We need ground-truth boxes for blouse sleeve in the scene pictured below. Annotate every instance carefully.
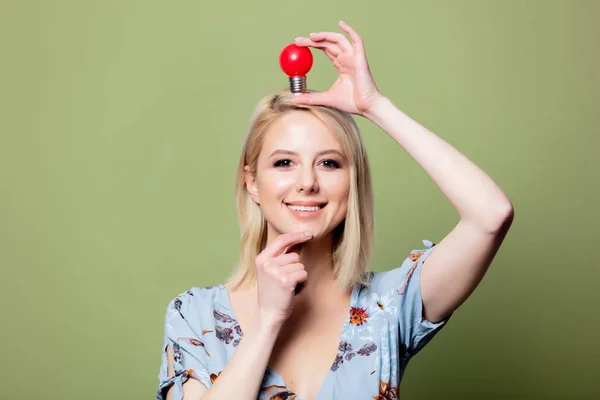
[156,292,212,400]
[395,239,451,358]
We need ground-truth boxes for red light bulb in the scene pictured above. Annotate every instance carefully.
[279,43,313,94]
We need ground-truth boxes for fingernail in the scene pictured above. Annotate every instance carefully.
[304,231,313,238]
[295,36,303,41]
[340,20,345,24]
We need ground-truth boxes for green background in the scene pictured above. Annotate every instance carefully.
[1,1,598,399]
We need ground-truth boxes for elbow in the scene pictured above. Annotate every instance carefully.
[467,202,514,234]
[488,203,514,234]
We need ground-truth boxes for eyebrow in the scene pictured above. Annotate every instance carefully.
[269,149,346,159]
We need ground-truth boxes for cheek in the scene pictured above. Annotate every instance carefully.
[258,172,295,201]
[322,173,351,200]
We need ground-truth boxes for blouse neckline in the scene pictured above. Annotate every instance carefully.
[217,283,360,399]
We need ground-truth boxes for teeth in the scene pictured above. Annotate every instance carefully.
[287,205,321,212]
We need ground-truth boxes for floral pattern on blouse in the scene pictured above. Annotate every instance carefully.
[157,239,450,399]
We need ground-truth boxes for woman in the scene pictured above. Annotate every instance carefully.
[157,21,514,400]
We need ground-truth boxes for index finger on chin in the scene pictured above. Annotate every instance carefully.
[262,231,313,259]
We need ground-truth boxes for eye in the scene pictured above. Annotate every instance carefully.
[273,159,293,168]
[321,159,341,169]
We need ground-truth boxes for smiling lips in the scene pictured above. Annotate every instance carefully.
[285,201,327,218]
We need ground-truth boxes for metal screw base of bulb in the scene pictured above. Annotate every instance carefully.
[289,76,307,94]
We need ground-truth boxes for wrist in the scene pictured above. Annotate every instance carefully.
[253,312,285,335]
[362,93,390,120]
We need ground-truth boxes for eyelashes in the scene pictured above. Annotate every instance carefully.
[322,159,341,169]
[273,158,341,169]
[273,159,292,168]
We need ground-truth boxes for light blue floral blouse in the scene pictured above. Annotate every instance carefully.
[157,239,450,399]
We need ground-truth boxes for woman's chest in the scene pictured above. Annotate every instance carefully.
[261,314,403,399]
[211,285,406,399]
[266,317,345,400]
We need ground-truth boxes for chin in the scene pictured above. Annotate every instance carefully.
[292,224,333,238]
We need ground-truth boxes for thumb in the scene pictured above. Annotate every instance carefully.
[290,92,330,106]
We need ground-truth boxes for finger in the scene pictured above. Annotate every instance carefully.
[279,262,305,275]
[338,20,364,54]
[294,37,340,61]
[274,252,301,266]
[286,270,308,291]
[259,231,313,260]
[308,31,352,52]
[270,261,304,277]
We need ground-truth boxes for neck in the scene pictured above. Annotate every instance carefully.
[264,230,348,308]
[295,235,336,294]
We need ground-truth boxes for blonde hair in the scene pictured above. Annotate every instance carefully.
[226,89,374,291]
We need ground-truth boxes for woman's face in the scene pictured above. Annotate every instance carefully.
[246,110,351,241]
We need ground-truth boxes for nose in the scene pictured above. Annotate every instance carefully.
[297,165,319,193]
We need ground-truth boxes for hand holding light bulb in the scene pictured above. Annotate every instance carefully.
[287,20,383,116]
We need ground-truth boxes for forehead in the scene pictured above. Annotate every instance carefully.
[261,111,342,153]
